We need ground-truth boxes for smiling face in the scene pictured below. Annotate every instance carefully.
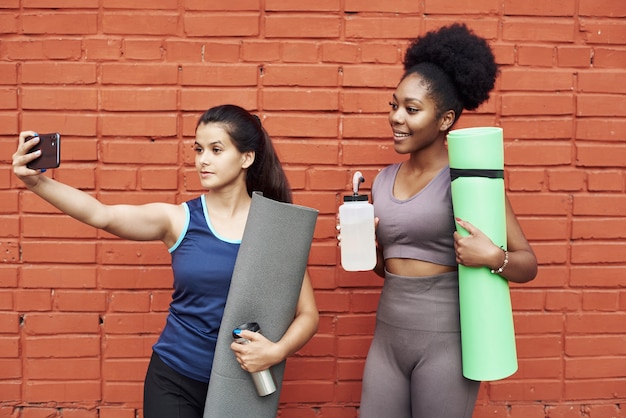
[194,122,254,192]
[388,72,454,155]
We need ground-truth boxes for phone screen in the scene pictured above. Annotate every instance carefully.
[27,133,61,170]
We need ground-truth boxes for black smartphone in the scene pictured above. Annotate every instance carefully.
[26,133,61,170]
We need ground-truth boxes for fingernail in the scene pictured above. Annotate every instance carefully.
[40,169,46,173]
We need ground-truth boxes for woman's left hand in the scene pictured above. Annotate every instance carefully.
[453,217,504,270]
[230,330,282,373]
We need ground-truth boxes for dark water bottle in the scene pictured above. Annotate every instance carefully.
[232,322,277,396]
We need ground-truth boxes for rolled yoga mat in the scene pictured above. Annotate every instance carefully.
[203,192,318,418]
[447,127,517,381]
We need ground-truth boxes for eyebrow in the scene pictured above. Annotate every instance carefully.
[392,93,424,105]
[194,140,224,146]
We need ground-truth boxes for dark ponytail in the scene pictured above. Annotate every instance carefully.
[196,105,292,203]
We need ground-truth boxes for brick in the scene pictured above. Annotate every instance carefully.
[54,290,106,312]
[501,93,574,116]
[24,313,100,335]
[580,19,626,45]
[42,39,82,59]
[241,41,281,62]
[267,0,340,11]
[342,65,402,88]
[184,14,259,37]
[262,89,339,111]
[594,47,626,69]
[22,87,98,111]
[266,15,340,38]
[24,0,99,7]
[263,64,339,87]
[345,0,420,13]
[102,12,178,35]
[25,335,100,358]
[501,69,574,91]
[83,38,123,60]
[321,42,359,64]
[425,0,499,14]
[21,242,96,264]
[557,46,593,68]
[345,16,423,39]
[24,381,100,403]
[587,171,624,192]
[577,144,626,167]
[576,118,626,141]
[282,42,319,63]
[27,358,100,380]
[361,42,401,64]
[21,112,97,136]
[22,62,97,84]
[264,116,338,138]
[577,94,626,117]
[109,292,150,313]
[185,0,259,11]
[572,218,626,239]
[103,0,177,8]
[503,18,575,42]
[122,39,163,60]
[509,141,572,166]
[580,0,626,16]
[181,64,257,86]
[547,169,585,191]
[101,63,178,85]
[21,266,97,289]
[23,13,97,35]
[503,0,576,16]
[101,88,177,111]
[566,335,626,357]
[100,115,177,137]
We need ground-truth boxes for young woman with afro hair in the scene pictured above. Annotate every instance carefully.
[358,23,537,418]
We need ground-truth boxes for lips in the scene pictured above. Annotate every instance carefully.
[393,131,411,139]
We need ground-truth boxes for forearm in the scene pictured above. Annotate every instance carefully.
[27,176,108,228]
[494,248,538,284]
[274,309,318,362]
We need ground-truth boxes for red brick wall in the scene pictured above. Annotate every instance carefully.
[1,1,625,417]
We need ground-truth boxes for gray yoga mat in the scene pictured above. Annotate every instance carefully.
[203,192,318,418]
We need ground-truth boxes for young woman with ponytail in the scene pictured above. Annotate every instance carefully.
[12,104,319,418]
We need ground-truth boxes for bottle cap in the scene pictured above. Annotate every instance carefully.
[232,322,260,338]
[343,194,368,202]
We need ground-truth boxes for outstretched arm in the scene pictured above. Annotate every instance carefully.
[13,131,182,245]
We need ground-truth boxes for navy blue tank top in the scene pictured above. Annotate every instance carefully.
[153,194,241,382]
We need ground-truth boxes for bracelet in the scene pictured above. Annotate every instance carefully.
[490,248,509,274]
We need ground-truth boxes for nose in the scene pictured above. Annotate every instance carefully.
[389,108,404,125]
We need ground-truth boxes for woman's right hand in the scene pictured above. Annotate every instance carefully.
[12,131,45,187]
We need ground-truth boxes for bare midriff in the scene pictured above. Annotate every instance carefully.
[385,257,457,278]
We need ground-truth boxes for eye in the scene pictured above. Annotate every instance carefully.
[212,147,223,154]
[193,145,203,154]
[388,101,398,110]
[406,107,419,114]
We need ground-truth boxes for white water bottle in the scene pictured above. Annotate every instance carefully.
[339,172,377,271]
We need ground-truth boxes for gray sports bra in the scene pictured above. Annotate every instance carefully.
[372,163,457,267]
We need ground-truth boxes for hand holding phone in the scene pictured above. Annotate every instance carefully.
[26,133,61,170]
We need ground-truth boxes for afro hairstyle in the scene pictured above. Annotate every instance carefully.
[402,23,498,112]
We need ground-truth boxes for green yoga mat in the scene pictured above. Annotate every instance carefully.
[203,192,318,417]
[447,127,517,381]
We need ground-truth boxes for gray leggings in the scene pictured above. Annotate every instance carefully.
[359,271,480,418]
